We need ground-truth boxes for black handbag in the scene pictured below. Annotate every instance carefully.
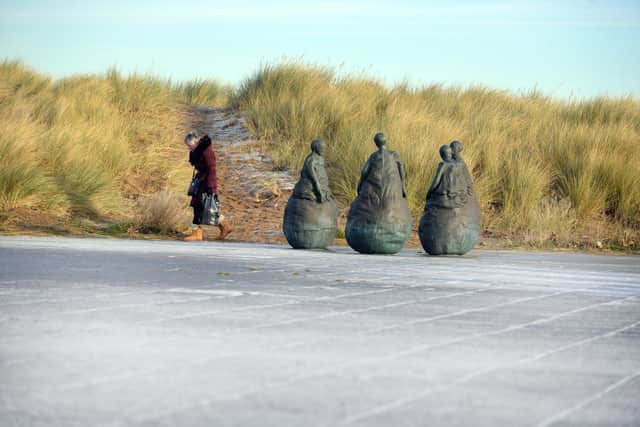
[187,170,204,196]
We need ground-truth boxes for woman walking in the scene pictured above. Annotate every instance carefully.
[184,131,232,241]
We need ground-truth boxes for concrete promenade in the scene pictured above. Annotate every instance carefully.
[1,236,639,426]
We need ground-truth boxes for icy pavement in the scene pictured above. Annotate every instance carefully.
[0,236,639,427]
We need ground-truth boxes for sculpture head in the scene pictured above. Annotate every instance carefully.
[373,132,387,149]
[439,144,453,162]
[450,140,463,160]
[311,139,326,156]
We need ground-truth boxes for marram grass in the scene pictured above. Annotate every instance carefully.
[1,60,638,249]
[233,62,640,249]
[0,60,228,231]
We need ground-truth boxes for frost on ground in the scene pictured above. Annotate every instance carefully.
[0,237,639,426]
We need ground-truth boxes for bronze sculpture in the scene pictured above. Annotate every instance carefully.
[419,140,481,255]
[283,139,338,249]
[345,133,412,254]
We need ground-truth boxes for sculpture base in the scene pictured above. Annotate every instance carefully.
[283,197,338,249]
[418,201,481,255]
[345,219,411,254]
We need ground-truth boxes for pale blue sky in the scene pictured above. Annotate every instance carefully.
[1,0,638,98]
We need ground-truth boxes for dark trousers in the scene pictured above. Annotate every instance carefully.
[192,205,204,225]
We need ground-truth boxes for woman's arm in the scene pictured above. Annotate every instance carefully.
[203,147,217,194]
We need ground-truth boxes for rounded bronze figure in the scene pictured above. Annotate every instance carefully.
[283,139,338,249]
[345,133,412,254]
[418,140,481,255]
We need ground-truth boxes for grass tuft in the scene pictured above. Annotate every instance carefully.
[133,191,190,234]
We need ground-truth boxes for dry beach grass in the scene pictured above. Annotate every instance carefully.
[0,61,228,234]
[1,60,638,250]
[233,62,640,250]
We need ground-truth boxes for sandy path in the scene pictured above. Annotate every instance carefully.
[180,105,430,248]
[182,105,296,243]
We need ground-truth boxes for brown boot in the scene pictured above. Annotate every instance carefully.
[184,227,204,241]
[218,222,232,240]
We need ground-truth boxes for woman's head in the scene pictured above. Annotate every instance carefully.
[184,131,199,150]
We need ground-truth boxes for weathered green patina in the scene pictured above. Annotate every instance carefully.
[283,140,338,249]
[419,140,481,255]
[346,133,412,254]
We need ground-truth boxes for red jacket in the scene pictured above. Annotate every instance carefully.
[189,136,217,206]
